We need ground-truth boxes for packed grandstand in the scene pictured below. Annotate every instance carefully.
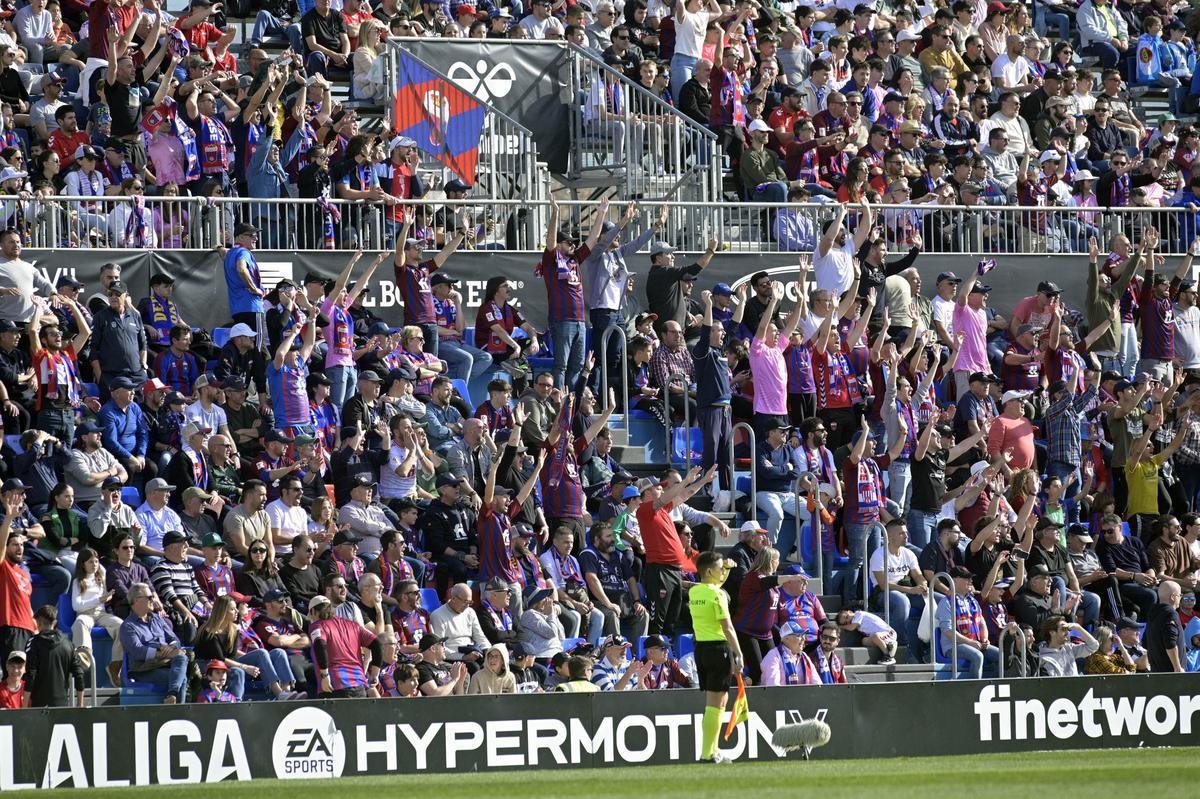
[0,0,1198,731]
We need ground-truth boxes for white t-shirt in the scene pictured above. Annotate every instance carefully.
[799,313,826,344]
[518,14,564,39]
[931,295,956,337]
[265,498,309,556]
[1174,304,1200,369]
[849,609,894,638]
[186,401,227,434]
[867,546,920,589]
[380,444,417,500]
[813,236,856,298]
[990,54,1029,88]
[673,8,715,59]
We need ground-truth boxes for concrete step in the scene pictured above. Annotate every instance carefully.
[846,663,936,683]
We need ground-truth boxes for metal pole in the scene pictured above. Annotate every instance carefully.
[932,571,956,678]
[598,324,628,436]
[729,422,757,520]
[997,624,1027,680]
[793,471,818,584]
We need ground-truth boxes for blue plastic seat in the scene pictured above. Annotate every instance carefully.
[121,486,143,508]
[670,427,703,467]
[933,627,973,681]
[561,637,586,653]
[82,382,100,399]
[213,327,232,348]
[450,378,474,414]
[3,434,22,455]
[675,634,694,659]
[120,655,170,705]
[420,587,442,611]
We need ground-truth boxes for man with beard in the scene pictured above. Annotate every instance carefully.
[279,532,323,613]
[90,281,147,397]
[423,474,479,595]
[29,300,92,443]
[580,522,648,640]
[806,621,847,683]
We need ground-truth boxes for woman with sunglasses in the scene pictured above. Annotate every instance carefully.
[235,541,285,604]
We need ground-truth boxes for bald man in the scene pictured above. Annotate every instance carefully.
[1145,580,1185,673]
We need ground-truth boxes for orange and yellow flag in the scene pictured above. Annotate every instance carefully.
[722,673,749,741]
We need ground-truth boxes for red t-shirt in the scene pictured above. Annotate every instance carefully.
[88,1,137,60]
[0,559,35,632]
[47,129,90,169]
[0,681,23,709]
[310,615,376,690]
[638,500,684,567]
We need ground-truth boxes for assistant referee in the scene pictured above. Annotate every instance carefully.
[689,550,745,764]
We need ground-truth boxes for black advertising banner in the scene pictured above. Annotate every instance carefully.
[3,675,1199,789]
[399,40,570,174]
[22,250,1085,335]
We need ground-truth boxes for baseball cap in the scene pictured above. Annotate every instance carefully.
[748,118,771,134]
[969,371,999,384]
[144,377,168,393]
[1000,389,1031,405]
[205,659,228,672]
[1037,280,1062,295]
[949,565,974,580]
[621,485,640,500]
[332,530,361,546]
[936,271,961,284]
[643,635,669,650]
[1066,524,1093,543]
[0,478,26,492]
[779,621,807,638]
[649,241,675,257]
[601,634,632,650]
[56,274,84,290]
[483,577,509,593]
[713,283,733,296]
[162,530,190,547]
[228,322,256,339]
[436,473,462,489]
[1116,617,1140,631]
[1038,150,1061,164]
[418,633,445,651]
[145,477,176,493]
[739,520,768,536]
[263,588,289,604]
[182,486,213,503]
[969,283,991,294]
[200,532,225,548]
[181,422,211,440]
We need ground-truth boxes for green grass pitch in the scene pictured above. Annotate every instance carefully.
[14,746,1200,798]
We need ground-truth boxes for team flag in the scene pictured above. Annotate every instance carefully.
[723,673,750,741]
[392,50,486,185]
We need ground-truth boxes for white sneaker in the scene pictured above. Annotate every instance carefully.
[714,490,732,513]
[711,751,732,764]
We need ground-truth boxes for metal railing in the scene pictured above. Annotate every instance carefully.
[997,624,1028,680]
[929,571,958,678]
[384,43,544,203]
[865,521,888,626]
[665,370,692,468]
[598,324,628,447]
[566,43,721,203]
[7,196,1196,254]
[793,471,819,589]
[729,421,756,517]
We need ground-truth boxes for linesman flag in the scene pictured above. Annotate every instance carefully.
[393,51,486,185]
[723,673,750,741]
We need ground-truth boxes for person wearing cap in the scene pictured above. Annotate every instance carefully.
[194,658,239,704]
[645,234,717,340]
[214,320,267,402]
[391,212,469,361]
[632,633,691,689]
[756,620,820,687]
[194,530,251,605]
[412,631,469,696]
[1137,229,1193,384]
[222,222,269,352]
[133,478,185,562]
[1029,517,1102,628]
[539,198,606,392]
[590,632,648,690]
[118,581,190,703]
[0,648,27,707]
[423,471,480,594]
[987,387,1037,471]
[308,591,384,698]
[89,276,149,401]
[98,376,157,487]
[741,117,795,204]
[430,272,494,401]
[187,373,237,454]
[950,263,999,397]
[1066,523,1124,620]
[477,442,547,606]
[268,316,320,446]
[933,565,1001,679]
[136,272,188,352]
[319,250,385,409]
[149,529,209,644]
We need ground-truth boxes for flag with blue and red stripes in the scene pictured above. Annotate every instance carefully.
[393,51,486,185]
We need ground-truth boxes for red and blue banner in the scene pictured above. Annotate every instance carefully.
[393,50,486,185]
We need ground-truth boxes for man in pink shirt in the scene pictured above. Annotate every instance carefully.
[987,389,1037,471]
[952,266,992,398]
[749,278,805,439]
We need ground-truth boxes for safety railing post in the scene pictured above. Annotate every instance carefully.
[598,325,628,444]
[997,624,1027,680]
[729,422,756,521]
[793,471,820,590]
[931,571,956,679]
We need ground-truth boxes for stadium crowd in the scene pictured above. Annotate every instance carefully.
[2,0,1200,709]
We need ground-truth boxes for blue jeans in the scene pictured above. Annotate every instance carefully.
[757,490,801,550]
[439,338,494,402]
[251,10,304,51]
[550,320,586,392]
[140,653,190,702]
[669,53,699,109]
[589,307,623,394]
[327,363,358,412]
[941,641,1000,679]
[419,322,440,358]
[1033,4,1070,39]
[874,590,927,660]
[889,459,913,517]
[1155,73,1188,115]
[842,520,880,602]
[1118,322,1139,378]
[239,648,295,687]
[751,181,789,203]
[1083,42,1122,69]
[906,507,938,550]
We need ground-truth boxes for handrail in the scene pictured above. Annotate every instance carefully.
[729,421,757,517]
[997,624,1028,680]
[597,324,628,435]
[793,471,821,587]
[865,521,888,626]
[930,571,958,678]
[665,370,692,468]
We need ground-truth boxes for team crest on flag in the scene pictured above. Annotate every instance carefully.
[393,50,486,185]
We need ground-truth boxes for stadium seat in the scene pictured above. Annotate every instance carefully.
[675,635,694,659]
[420,587,442,611]
[462,328,475,347]
[119,655,169,705]
[83,383,100,399]
[4,434,22,455]
[451,378,474,413]
[561,637,586,652]
[213,327,232,348]
[670,427,703,467]
[932,628,973,681]
[122,486,143,508]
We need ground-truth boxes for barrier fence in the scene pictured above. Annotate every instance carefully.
[6,197,1195,255]
[1,675,1196,789]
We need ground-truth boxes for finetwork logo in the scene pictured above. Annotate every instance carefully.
[447,59,516,102]
[973,683,1200,742]
[272,707,346,779]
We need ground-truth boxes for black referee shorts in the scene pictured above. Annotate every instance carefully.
[694,640,734,692]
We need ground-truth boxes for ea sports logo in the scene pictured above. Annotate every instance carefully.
[447,59,517,102]
[272,707,346,779]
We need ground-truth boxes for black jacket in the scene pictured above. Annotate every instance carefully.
[26,629,85,707]
[678,77,711,126]
[421,499,477,563]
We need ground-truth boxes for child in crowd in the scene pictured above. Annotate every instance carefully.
[835,603,898,664]
[0,651,27,709]
[195,660,238,703]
